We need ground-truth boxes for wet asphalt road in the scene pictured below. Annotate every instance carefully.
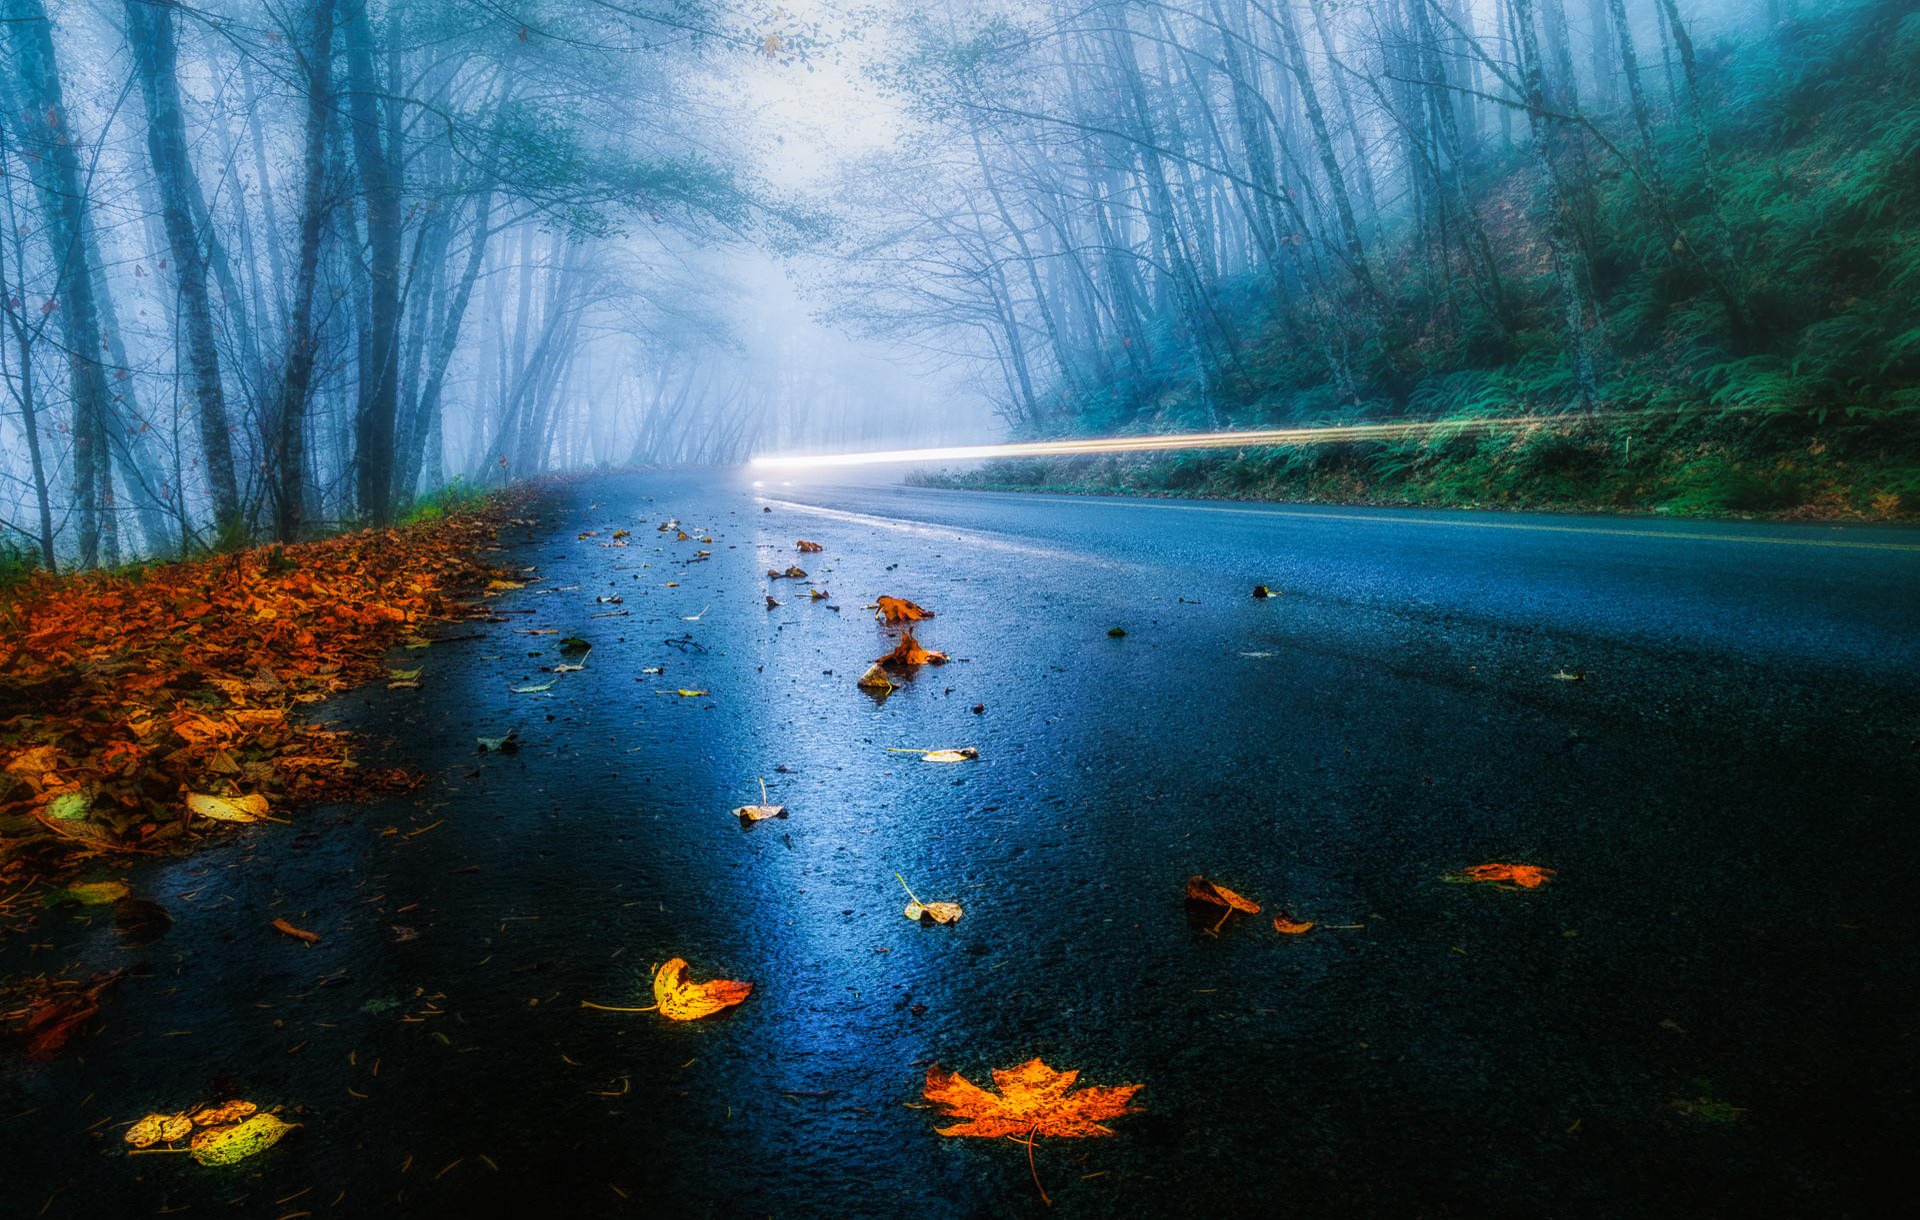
[4,469,1919,1218]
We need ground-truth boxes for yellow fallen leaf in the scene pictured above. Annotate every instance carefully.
[1272,915,1316,935]
[191,1100,258,1127]
[125,1112,193,1148]
[188,1112,298,1166]
[676,689,708,698]
[653,958,752,1020]
[186,792,269,824]
[856,664,895,692]
[898,874,962,923]
[1184,876,1260,914]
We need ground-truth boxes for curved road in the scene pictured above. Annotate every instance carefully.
[5,471,1917,1217]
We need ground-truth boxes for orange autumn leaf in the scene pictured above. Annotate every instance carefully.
[923,1058,1143,1138]
[873,595,932,624]
[652,958,752,1020]
[795,540,823,553]
[1184,875,1261,914]
[877,630,947,668]
[270,918,320,944]
[1448,863,1556,889]
[1272,914,1316,935]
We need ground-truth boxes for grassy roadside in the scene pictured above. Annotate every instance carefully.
[915,415,1919,521]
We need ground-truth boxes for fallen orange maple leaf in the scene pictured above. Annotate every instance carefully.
[795,540,824,553]
[652,958,752,1020]
[923,1058,1143,1138]
[1448,863,1555,889]
[1184,876,1261,914]
[874,596,932,624]
[877,630,947,668]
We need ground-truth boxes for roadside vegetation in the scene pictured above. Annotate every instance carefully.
[870,0,1919,519]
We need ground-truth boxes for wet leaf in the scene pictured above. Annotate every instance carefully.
[1184,876,1261,914]
[1551,670,1587,682]
[676,689,708,697]
[877,630,947,668]
[46,791,91,821]
[186,792,269,824]
[898,875,962,923]
[652,958,752,1020]
[512,681,554,694]
[1107,626,1127,637]
[271,918,321,944]
[768,565,807,579]
[796,540,823,552]
[766,595,784,609]
[48,880,130,906]
[386,667,421,681]
[475,731,519,754]
[922,748,977,763]
[486,579,526,592]
[125,1112,193,1148]
[1252,584,1279,598]
[188,1112,298,1166]
[1445,863,1555,889]
[873,596,932,624]
[559,636,591,654]
[922,1059,1143,1138]
[1272,915,1316,935]
[191,1100,258,1127]
[856,663,895,691]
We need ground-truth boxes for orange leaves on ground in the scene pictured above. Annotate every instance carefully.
[3,971,121,1059]
[270,917,321,944]
[873,595,933,624]
[1184,876,1261,914]
[922,1059,1143,1138]
[795,540,823,553]
[652,958,753,1020]
[767,565,807,579]
[1272,914,1316,935]
[732,779,787,823]
[877,630,947,669]
[125,1099,295,1165]
[1447,863,1556,889]
[897,874,962,924]
[0,499,515,874]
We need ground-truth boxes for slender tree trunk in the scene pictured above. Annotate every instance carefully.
[341,0,401,523]
[124,0,244,543]
[273,0,335,541]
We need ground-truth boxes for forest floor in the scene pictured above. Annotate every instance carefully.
[917,417,1920,522]
[0,492,525,954]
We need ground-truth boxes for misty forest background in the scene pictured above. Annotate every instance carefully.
[2,0,1916,576]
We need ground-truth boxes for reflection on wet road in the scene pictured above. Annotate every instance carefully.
[5,470,1917,1216]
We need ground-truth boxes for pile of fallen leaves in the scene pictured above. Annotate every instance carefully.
[0,501,517,881]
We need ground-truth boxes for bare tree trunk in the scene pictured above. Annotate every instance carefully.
[273,0,336,542]
[341,0,401,523]
[124,0,244,543]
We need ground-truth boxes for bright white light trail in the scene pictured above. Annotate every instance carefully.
[749,415,1561,470]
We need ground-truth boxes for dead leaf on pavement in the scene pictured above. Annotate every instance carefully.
[186,792,270,824]
[888,746,978,763]
[874,596,932,624]
[126,1112,194,1147]
[878,630,947,668]
[652,958,752,1020]
[856,664,895,692]
[271,918,321,944]
[897,874,962,924]
[1446,863,1555,889]
[733,779,787,822]
[1252,585,1279,598]
[922,1058,1142,1138]
[1184,876,1261,914]
[768,565,807,579]
[796,540,823,553]
[188,1112,299,1166]
[1272,914,1316,935]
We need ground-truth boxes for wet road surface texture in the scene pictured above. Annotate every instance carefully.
[4,470,1918,1217]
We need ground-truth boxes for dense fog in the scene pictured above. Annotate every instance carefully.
[2,0,1906,567]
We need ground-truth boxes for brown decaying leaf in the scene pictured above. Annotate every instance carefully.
[1272,914,1316,935]
[733,780,786,822]
[125,1112,194,1147]
[922,1059,1143,1138]
[877,630,947,669]
[652,958,753,1021]
[1447,863,1555,889]
[873,596,933,624]
[856,663,895,692]
[767,565,807,579]
[271,917,321,944]
[1184,876,1261,914]
[795,540,823,553]
[898,874,962,924]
